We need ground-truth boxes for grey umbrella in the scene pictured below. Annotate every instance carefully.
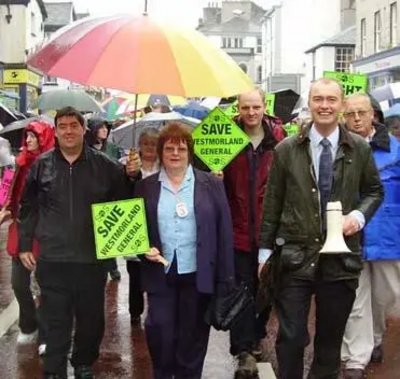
[31,89,104,112]
[0,115,54,134]
[109,112,200,149]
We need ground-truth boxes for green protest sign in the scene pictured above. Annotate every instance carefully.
[266,93,275,115]
[224,93,276,118]
[92,199,150,260]
[192,107,250,172]
[323,71,368,96]
[284,123,299,137]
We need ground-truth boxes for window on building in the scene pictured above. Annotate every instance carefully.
[31,12,36,36]
[257,65,262,83]
[360,18,366,56]
[390,2,398,47]
[334,47,354,72]
[257,37,262,53]
[234,38,243,48]
[374,11,381,52]
[44,75,57,84]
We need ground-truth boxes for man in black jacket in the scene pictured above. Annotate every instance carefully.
[18,107,140,379]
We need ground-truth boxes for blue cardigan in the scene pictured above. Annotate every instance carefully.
[134,168,235,294]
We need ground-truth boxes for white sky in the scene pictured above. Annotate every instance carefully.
[71,0,207,28]
[50,0,269,28]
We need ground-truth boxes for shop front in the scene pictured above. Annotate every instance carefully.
[2,68,42,113]
[352,46,400,90]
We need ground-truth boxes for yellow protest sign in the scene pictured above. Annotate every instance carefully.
[224,93,276,118]
[323,71,368,96]
[192,107,250,172]
[92,199,150,259]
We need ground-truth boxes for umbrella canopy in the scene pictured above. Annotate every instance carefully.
[384,103,400,119]
[370,83,400,103]
[31,89,104,112]
[174,101,210,120]
[101,97,127,121]
[0,115,54,134]
[27,14,253,97]
[109,111,200,149]
[116,94,186,115]
[0,115,54,150]
[272,89,300,124]
[0,103,18,126]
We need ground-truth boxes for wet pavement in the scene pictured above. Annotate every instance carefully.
[0,254,399,378]
[0,257,236,379]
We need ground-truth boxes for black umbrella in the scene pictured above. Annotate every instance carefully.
[0,103,18,126]
[0,115,54,150]
[271,89,300,124]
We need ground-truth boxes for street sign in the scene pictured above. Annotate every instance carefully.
[224,93,276,118]
[323,71,368,96]
[192,107,250,172]
[92,199,150,259]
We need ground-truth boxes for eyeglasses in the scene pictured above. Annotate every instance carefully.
[343,110,371,119]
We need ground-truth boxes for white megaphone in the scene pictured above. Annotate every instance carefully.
[319,201,352,254]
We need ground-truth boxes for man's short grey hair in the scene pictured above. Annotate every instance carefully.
[237,87,266,104]
[344,92,372,106]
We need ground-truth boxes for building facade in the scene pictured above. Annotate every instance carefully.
[305,26,356,82]
[262,0,355,94]
[0,0,47,112]
[198,1,265,86]
[41,1,77,92]
[352,0,400,89]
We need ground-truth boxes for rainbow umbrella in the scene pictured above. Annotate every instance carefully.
[27,14,253,97]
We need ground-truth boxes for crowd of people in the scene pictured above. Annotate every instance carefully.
[0,77,398,379]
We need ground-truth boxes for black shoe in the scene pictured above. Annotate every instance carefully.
[370,344,383,363]
[234,352,259,379]
[43,374,66,379]
[74,365,94,379]
[109,269,121,280]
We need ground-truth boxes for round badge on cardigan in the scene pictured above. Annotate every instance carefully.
[176,202,189,218]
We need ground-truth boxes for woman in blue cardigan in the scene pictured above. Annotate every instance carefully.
[135,122,234,379]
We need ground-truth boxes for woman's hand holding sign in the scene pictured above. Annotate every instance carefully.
[145,247,169,267]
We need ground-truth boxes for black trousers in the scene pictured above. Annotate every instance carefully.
[36,261,107,378]
[11,258,38,334]
[229,249,271,356]
[126,260,144,319]
[275,276,357,379]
